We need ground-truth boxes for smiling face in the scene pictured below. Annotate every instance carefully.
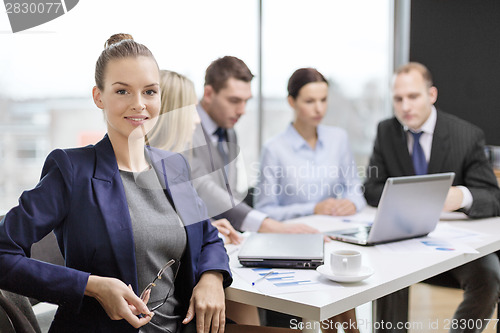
[392,69,438,131]
[202,77,252,129]
[289,81,328,129]
[92,56,160,143]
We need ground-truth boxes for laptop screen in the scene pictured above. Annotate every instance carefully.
[326,173,455,245]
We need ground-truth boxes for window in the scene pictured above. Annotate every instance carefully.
[260,0,392,174]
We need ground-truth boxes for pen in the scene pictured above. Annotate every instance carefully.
[226,246,240,256]
[342,219,373,225]
[252,271,275,286]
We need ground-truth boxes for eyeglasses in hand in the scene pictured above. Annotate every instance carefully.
[140,259,181,312]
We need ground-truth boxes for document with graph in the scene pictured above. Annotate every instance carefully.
[232,267,341,295]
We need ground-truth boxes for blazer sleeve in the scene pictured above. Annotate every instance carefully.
[363,122,390,207]
[196,220,232,288]
[0,149,89,312]
[461,130,500,217]
[175,154,232,288]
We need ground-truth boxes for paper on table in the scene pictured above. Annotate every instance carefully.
[428,223,483,241]
[375,237,478,254]
[232,267,341,295]
[375,223,484,254]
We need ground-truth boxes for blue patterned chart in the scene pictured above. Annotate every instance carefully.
[253,268,316,287]
[232,266,335,295]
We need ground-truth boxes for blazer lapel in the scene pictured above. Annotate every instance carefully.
[92,136,138,291]
[427,112,450,174]
[391,119,415,175]
[147,147,209,226]
[147,147,179,210]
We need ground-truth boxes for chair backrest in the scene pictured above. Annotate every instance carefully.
[0,293,38,333]
[0,301,15,333]
[0,214,55,332]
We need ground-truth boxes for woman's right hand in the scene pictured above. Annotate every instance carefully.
[84,275,154,328]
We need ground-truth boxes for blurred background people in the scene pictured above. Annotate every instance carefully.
[364,61,500,333]
[147,70,243,246]
[192,56,318,234]
[147,69,260,326]
[254,67,364,333]
[254,68,365,220]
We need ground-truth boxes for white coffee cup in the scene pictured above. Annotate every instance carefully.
[330,250,362,276]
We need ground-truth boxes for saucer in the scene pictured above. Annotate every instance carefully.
[316,265,374,283]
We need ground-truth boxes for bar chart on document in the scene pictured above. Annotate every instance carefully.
[232,267,341,295]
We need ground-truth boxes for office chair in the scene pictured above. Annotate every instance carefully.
[0,214,61,332]
[0,293,38,333]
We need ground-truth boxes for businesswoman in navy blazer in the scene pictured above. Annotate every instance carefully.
[0,34,232,333]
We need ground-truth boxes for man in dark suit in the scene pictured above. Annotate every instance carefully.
[364,62,500,332]
[192,56,317,234]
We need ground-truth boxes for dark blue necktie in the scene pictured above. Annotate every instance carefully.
[214,127,228,167]
[411,131,427,175]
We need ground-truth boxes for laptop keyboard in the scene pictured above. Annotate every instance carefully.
[343,226,371,238]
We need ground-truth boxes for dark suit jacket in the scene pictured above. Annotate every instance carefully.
[190,122,252,231]
[364,111,500,218]
[0,135,231,332]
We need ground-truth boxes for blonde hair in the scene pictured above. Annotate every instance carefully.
[147,70,198,152]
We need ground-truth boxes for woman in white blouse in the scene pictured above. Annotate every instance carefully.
[254,68,366,221]
[254,68,365,333]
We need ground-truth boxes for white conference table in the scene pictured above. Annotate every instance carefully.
[225,208,500,331]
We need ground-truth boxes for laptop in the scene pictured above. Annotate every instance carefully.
[326,172,455,246]
[238,233,324,269]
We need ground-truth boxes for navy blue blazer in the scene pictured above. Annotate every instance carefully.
[0,135,232,332]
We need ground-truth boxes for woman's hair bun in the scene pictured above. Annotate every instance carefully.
[104,33,134,49]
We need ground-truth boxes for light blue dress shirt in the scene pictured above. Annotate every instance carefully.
[254,124,366,221]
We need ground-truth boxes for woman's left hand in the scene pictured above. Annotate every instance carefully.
[182,271,225,333]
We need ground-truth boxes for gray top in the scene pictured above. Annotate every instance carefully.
[120,167,187,333]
